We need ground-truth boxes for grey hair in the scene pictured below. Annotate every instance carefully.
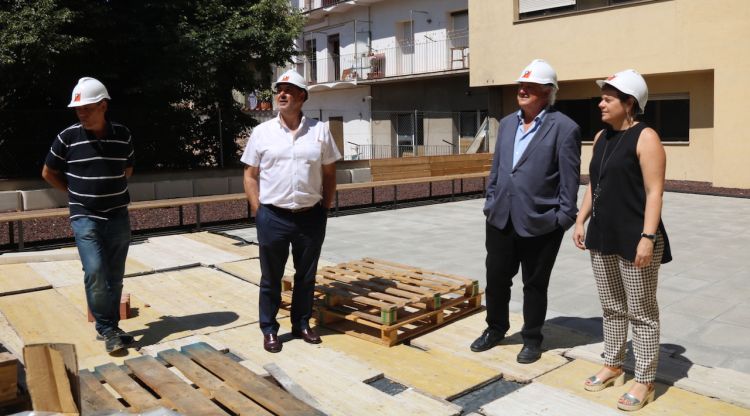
[546,85,558,106]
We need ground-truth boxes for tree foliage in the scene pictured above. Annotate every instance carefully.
[0,0,303,176]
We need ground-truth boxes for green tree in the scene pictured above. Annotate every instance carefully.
[0,0,304,176]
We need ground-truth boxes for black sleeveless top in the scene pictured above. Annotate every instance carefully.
[585,123,672,263]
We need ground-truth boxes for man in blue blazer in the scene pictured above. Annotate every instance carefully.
[471,59,581,363]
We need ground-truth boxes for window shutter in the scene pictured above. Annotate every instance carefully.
[519,0,576,14]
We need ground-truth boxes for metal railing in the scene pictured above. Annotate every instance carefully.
[347,144,454,160]
[297,0,347,12]
[295,34,469,85]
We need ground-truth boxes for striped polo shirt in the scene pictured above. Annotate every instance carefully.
[44,122,134,220]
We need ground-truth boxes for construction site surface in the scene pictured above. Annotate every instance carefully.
[0,231,748,415]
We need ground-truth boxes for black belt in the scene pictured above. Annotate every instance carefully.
[263,203,319,214]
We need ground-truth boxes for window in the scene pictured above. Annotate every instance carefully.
[642,95,690,142]
[459,110,489,138]
[304,39,317,84]
[555,94,690,142]
[518,0,652,20]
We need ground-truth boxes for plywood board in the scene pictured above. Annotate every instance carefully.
[53,267,264,369]
[208,323,459,416]
[126,242,201,272]
[183,231,260,258]
[121,267,261,335]
[216,259,263,285]
[0,263,52,296]
[0,246,78,265]
[223,228,258,244]
[146,234,245,265]
[28,260,83,288]
[217,258,337,287]
[481,382,621,415]
[565,342,750,409]
[410,312,571,383]
[0,289,143,370]
[535,359,750,416]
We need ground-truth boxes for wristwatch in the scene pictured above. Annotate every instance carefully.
[640,232,656,242]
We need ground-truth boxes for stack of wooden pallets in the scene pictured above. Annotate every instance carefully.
[282,258,482,346]
[80,342,324,415]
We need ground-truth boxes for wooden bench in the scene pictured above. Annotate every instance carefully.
[0,170,490,250]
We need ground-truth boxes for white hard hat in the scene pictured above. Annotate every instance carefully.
[273,70,308,100]
[596,69,648,113]
[68,77,111,107]
[516,59,558,89]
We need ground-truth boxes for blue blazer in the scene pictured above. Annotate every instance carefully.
[484,108,581,237]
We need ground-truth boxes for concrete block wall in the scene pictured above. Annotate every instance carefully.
[154,179,193,199]
[20,189,68,211]
[0,191,21,213]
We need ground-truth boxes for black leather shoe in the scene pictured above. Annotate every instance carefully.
[263,333,282,353]
[292,327,322,344]
[470,328,505,352]
[517,344,542,364]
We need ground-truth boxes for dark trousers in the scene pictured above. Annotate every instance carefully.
[256,203,327,335]
[485,219,564,346]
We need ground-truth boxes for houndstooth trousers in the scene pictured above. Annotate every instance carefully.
[590,234,665,384]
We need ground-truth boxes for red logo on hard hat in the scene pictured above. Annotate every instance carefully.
[522,71,531,79]
[282,75,289,81]
[74,93,81,102]
[607,75,616,81]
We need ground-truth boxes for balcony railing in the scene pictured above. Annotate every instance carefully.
[298,0,347,12]
[348,144,455,160]
[296,34,469,85]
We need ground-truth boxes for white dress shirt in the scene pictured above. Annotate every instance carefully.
[241,114,342,209]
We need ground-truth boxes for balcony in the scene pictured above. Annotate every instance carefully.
[296,33,469,89]
[297,0,385,20]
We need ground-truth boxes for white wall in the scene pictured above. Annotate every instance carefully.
[304,86,371,159]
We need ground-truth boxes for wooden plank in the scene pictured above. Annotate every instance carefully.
[481,382,621,416]
[24,343,78,414]
[536,359,750,416]
[79,369,126,414]
[263,363,326,414]
[95,362,161,412]
[181,342,325,416]
[0,352,18,403]
[210,324,460,415]
[0,263,51,296]
[125,355,223,415]
[158,349,272,416]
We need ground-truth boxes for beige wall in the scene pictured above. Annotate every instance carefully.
[469,0,750,188]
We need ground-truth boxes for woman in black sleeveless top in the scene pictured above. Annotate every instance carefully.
[572,69,671,411]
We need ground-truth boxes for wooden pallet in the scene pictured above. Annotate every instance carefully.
[282,258,482,346]
[80,342,324,415]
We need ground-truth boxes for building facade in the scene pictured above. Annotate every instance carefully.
[286,0,490,160]
[470,0,750,188]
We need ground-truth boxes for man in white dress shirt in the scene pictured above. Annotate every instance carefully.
[241,70,341,353]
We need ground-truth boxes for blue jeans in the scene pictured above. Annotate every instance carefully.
[71,209,131,335]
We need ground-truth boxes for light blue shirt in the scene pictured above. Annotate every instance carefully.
[512,108,548,168]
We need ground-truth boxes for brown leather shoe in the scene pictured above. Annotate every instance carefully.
[263,333,282,353]
[292,327,322,344]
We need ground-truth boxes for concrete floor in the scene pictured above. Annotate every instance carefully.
[309,188,750,374]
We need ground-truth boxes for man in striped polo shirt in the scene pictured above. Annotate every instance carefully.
[42,77,135,354]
